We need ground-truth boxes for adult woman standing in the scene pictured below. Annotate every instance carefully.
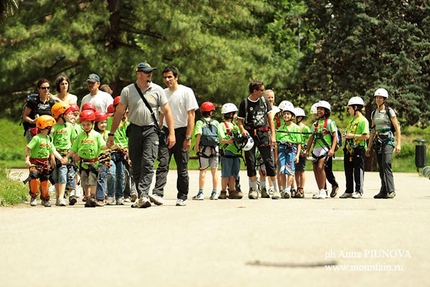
[55,74,78,104]
[366,88,401,199]
[22,79,57,143]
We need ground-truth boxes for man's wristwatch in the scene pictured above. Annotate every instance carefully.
[108,133,115,137]
[185,136,191,141]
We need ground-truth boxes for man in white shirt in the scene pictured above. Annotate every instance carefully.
[152,66,199,206]
[80,73,113,112]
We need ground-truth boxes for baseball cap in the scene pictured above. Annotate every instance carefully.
[136,62,157,73]
[86,73,100,82]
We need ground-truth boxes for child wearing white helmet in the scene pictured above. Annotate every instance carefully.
[366,88,401,199]
[339,97,370,199]
[293,107,311,198]
[276,102,302,199]
[303,100,339,199]
[218,103,243,199]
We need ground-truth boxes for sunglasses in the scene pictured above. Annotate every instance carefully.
[40,86,50,90]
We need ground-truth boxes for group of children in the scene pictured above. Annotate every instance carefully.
[26,90,398,206]
[25,97,132,207]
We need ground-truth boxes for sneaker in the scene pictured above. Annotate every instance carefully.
[95,200,105,207]
[69,196,77,206]
[330,185,339,198]
[374,192,387,199]
[386,191,396,199]
[106,196,115,205]
[294,188,304,198]
[123,197,131,203]
[210,192,218,200]
[281,190,290,199]
[290,188,296,198]
[260,188,270,198]
[149,194,164,206]
[30,197,37,206]
[339,192,353,199]
[59,198,67,206]
[352,192,362,199]
[85,197,96,207]
[271,190,281,200]
[192,192,204,200]
[268,187,275,196]
[313,190,327,199]
[55,198,61,206]
[41,199,51,207]
[116,198,125,205]
[218,190,228,199]
[131,197,151,208]
[248,189,258,199]
[176,199,187,206]
[228,190,243,199]
[130,193,138,203]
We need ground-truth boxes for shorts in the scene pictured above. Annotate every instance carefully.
[311,147,328,162]
[52,165,68,184]
[295,154,307,172]
[198,146,219,170]
[220,151,241,178]
[278,145,297,175]
[80,168,98,190]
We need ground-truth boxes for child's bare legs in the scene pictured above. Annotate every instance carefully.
[278,173,286,191]
[55,183,66,206]
[313,158,327,198]
[199,169,207,191]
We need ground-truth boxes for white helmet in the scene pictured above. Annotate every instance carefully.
[270,106,281,114]
[294,108,306,117]
[221,103,238,114]
[242,136,254,151]
[374,88,388,98]
[316,100,331,111]
[310,103,318,115]
[348,97,364,106]
[278,100,295,113]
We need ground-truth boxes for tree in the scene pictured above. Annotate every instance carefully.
[0,0,304,122]
[300,1,430,127]
[0,0,19,23]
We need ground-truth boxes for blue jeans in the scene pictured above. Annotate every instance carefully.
[97,161,115,200]
[109,152,125,199]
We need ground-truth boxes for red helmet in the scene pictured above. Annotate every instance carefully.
[94,111,108,122]
[67,104,80,113]
[79,110,95,122]
[107,104,115,114]
[200,102,215,112]
[113,96,121,106]
[81,102,96,112]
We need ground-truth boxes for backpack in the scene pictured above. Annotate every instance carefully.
[371,106,396,133]
[313,118,342,150]
[20,94,39,135]
[199,118,219,147]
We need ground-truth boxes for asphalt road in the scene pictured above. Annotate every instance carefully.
[1,169,429,287]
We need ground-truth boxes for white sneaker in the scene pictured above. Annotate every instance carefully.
[30,197,37,206]
[131,197,151,208]
[116,198,124,205]
[59,198,66,206]
[149,194,164,205]
[176,199,187,206]
[313,190,327,199]
[192,192,204,200]
[352,192,362,199]
[209,192,218,200]
[106,197,115,205]
[271,190,281,200]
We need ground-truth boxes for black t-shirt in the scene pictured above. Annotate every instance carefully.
[23,96,56,130]
[238,96,269,128]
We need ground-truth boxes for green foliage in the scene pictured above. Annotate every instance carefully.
[0,165,28,206]
[300,1,430,127]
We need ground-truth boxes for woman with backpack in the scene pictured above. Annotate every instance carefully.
[366,88,401,199]
[22,79,57,143]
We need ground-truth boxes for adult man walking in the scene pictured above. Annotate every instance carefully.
[152,66,199,207]
[80,73,113,112]
[237,80,280,199]
[106,62,176,208]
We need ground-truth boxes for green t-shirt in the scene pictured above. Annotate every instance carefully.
[219,121,242,155]
[27,134,56,159]
[193,117,221,145]
[71,129,106,169]
[276,122,302,144]
[52,122,77,151]
[313,118,337,148]
[346,115,370,148]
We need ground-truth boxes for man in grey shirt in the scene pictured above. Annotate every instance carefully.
[107,62,176,208]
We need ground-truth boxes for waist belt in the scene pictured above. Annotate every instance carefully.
[81,158,99,165]
[30,158,49,165]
